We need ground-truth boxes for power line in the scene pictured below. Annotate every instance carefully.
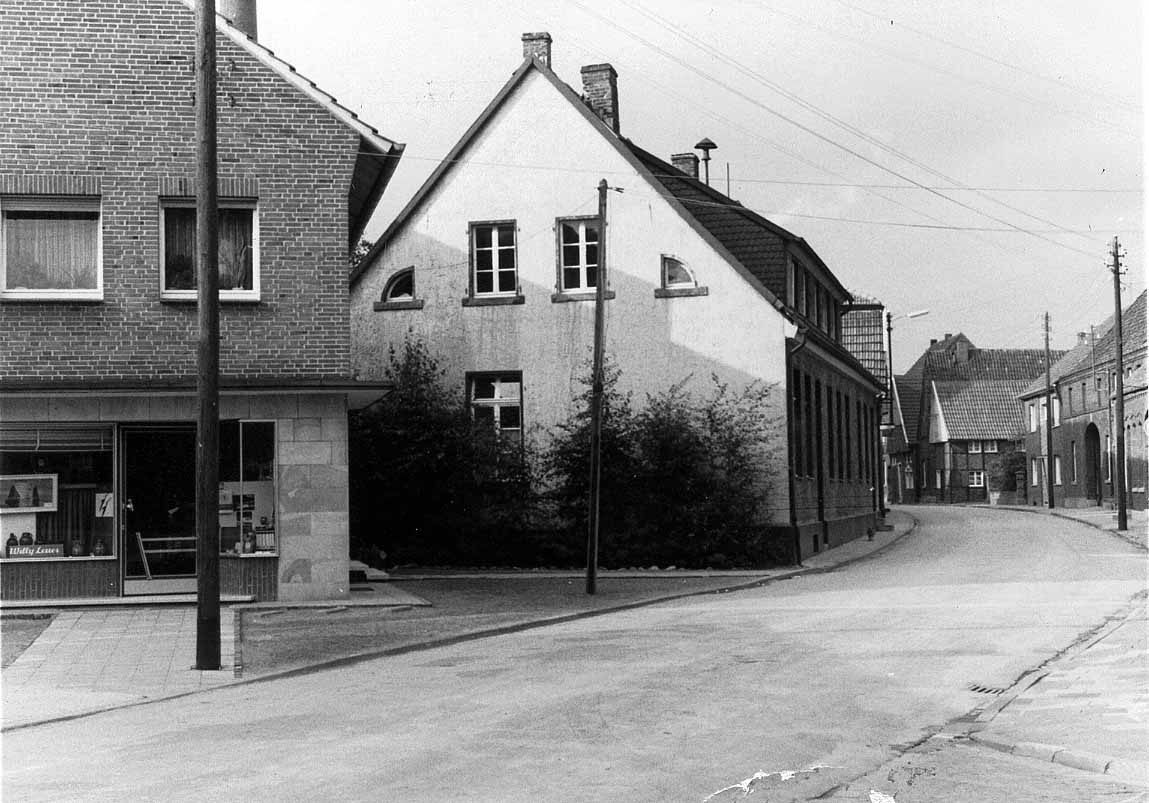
[829,0,1140,113]
[565,0,1098,260]
[613,0,1100,251]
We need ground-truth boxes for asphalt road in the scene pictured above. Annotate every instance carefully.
[3,506,1144,802]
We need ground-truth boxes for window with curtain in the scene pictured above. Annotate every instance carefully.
[1,197,102,300]
[161,202,258,300]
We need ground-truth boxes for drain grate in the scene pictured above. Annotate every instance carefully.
[969,684,1007,695]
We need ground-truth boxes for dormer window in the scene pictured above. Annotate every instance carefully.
[654,254,708,298]
[373,266,424,311]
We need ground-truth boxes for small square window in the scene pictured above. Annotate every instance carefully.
[983,440,998,453]
[969,470,985,488]
[471,221,518,297]
[160,200,259,301]
[969,440,982,454]
[1,196,103,301]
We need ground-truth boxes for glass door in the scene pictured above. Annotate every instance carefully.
[121,426,198,594]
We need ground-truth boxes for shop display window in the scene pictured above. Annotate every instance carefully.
[218,421,276,555]
[1,426,115,559]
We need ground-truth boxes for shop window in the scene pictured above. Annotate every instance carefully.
[1,426,115,559]
[468,221,519,301]
[218,421,277,555]
[1,196,102,301]
[161,200,259,301]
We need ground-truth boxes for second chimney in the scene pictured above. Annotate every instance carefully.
[522,32,552,69]
[581,63,619,134]
[219,0,258,39]
[671,153,699,180]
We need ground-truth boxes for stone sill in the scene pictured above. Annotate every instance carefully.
[373,299,425,311]
[654,286,709,298]
[461,295,525,307]
[551,290,616,303]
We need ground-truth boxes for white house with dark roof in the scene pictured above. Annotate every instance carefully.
[350,34,883,561]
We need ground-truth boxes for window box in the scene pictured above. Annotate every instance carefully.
[1,196,103,302]
[160,199,259,302]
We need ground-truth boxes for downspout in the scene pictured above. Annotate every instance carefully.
[786,324,808,565]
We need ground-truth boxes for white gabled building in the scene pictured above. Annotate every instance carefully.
[350,34,883,561]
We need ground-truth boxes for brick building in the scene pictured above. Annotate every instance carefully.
[1019,291,1147,510]
[350,34,883,563]
[892,334,1062,504]
[0,0,403,601]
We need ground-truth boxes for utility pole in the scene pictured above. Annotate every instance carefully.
[195,0,221,669]
[586,180,608,594]
[1110,237,1128,531]
[1044,312,1056,509]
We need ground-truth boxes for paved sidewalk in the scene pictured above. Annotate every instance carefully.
[986,503,1148,549]
[970,592,1149,785]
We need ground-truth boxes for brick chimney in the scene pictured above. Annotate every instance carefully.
[220,0,258,39]
[671,153,699,179]
[581,63,619,133]
[521,32,552,68]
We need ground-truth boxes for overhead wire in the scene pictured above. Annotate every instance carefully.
[615,0,1104,249]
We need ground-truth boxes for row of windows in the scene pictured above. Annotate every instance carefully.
[966,440,998,453]
[790,260,841,342]
[1,195,258,302]
[1028,363,1145,431]
[791,367,876,483]
[379,219,702,307]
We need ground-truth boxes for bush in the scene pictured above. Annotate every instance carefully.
[348,337,540,567]
[542,363,778,569]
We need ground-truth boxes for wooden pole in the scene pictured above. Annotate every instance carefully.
[586,180,608,595]
[1044,312,1056,509]
[195,0,221,670]
[1111,237,1128,531]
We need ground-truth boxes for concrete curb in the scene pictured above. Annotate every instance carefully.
[3,513,920,733]
[969,733,1149,782]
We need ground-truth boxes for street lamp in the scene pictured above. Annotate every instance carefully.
[883,309,929,511]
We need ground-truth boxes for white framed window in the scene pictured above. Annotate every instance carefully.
[384,267,414,301]
[1070,441,1078,483]
[1,196,103,301]
[1052,395,1061,426]
[160,200,259,301]
[983,440,998,453]
[469,373,523,443]
[1028,402,1037,432]
[556,217,599,292]
[470,221,517,296]
[904,465,914,489]
[661,255,695,289]
[1031,458,1040,486]
[1053,455,1062,485]
[935,469,942,489]
[969,470,985,488]
[969,440,982,454]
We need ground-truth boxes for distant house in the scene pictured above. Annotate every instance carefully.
[892,334,1063,503]
[0,0,403,602]
[350,33,884,562]
[1019,291,1147,510]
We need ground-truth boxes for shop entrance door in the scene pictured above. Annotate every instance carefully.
[122,426,198,595]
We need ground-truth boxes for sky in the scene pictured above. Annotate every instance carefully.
[259,0,1143,372]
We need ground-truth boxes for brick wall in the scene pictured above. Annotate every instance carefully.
[0,0,359,382]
